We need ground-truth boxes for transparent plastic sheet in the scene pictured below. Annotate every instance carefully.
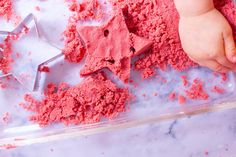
[0,0,236,149]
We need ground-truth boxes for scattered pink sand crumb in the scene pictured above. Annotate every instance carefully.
[169,92,176,101]
[220,73,228,82]
[153,92,158,96]
[12,15,22,27]
[28,51,32,56]
[16,52,21,58]
[156,75,167,83]
[0,81,7,89]
[181,75,188,87]
[0,36,13,74]
[178,95,186,104]
[129,80,138,88]
[129,80,134,83]
[35,6,40,11]
[185,79,209,100]
[0,144,17,149]
[21,72,129,126]
[212,86,224,94]
[213,72,228,83]
[23,25,30,34]
[38,66,50,73]
[2,112,10,124]
[0,0,13,21]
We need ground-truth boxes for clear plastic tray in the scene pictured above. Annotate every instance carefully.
[0,0,236,149]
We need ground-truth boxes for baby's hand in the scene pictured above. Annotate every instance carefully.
[175,0,236,72]
[179,9,236,72]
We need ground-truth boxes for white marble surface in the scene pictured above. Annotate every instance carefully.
[0,109,236,157]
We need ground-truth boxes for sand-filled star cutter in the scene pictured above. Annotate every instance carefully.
[0,14,63,91]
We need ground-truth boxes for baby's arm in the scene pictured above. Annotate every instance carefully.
[174,0,236,72]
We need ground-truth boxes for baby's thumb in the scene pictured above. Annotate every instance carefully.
[224,30,236,63]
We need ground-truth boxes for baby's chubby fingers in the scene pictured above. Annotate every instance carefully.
[200,60,230,73]
[223,28,236,63]
[216,55,236,71]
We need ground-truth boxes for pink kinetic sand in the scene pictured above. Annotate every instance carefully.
[0,0,13,21]
[21,72,129,126]
[78,12,152,82]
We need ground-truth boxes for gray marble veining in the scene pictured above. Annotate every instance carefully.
[1,109,236,157]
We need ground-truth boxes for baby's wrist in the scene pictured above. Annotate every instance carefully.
[174,0,215,17]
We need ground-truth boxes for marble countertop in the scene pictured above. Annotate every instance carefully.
[1,108,236,157]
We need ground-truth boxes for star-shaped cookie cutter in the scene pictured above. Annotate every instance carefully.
[0,14,63,91]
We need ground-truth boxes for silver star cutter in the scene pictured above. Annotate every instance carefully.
[0,14,63,91]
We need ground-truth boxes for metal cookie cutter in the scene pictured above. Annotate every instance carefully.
[0,14,63,91]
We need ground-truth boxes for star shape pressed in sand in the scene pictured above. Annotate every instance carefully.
[0,14,62,91]
[78,12,152,83]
